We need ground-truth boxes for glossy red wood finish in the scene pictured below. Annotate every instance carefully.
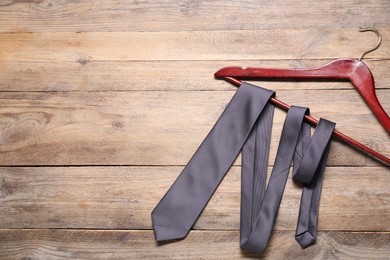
[222,76,390,166]
[215,59,390,134]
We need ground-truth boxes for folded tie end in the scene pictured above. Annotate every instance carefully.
[295,231,316,249]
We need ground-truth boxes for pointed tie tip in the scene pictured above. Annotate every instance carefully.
[152,211,190,241]
[153,227,188,242]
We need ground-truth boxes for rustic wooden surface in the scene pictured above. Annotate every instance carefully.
[0,1,389,259]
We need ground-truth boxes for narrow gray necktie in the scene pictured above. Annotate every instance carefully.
[151,82,335,254]
[240,105,335,253]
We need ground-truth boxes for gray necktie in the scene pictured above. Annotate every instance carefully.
[151,82,335,254]
[240,105,335,253]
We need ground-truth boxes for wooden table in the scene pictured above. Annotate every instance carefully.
[0,1,389,259]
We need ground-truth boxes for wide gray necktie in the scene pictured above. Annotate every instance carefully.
[151,82,335,254]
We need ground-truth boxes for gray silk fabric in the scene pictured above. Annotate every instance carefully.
[152,83,274,241]
[151,82,335,254]
[240,106,335,253]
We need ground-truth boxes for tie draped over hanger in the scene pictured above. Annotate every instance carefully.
[152,27,389,256]
[215,27,389,166]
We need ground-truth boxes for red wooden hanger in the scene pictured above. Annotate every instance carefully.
[214,28,390,166]
[215,28,389,134]
[216,58,390,134]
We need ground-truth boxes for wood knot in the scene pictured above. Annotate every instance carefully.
[0,176,11,198]
[0,112,52,144]
[78,56,91,65]
[112,120,124,130]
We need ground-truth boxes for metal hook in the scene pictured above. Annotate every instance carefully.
[358,27,382,61]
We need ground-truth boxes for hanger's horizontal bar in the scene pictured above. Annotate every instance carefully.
[224,77,390,167]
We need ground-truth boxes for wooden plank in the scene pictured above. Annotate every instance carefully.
[0,0,389,32]
[0,1,387,259]
[0,166,388,231]
[0,229,389,259]
[0,29,389,62]
[1,59,390,92]
[0,90,388,166]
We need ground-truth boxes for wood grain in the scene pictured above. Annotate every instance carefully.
[0,229,389,259]
[0,166,388,231]
[0,0,389,258]
[1,29,389,62]
[0,90,388,166]
[1,59,389,92]
[0,0,389,32]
